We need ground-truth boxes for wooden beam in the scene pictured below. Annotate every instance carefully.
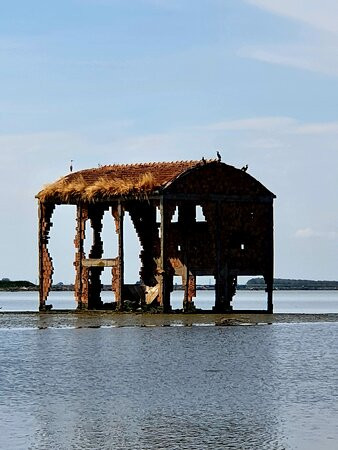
[82,258,119,267]
[49,193,275,206]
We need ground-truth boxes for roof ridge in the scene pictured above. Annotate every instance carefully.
[99,160,202,169]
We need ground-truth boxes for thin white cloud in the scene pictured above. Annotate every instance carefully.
[240,44,338,77]
[245,0,338,35]
[205,116,338,136]
[205,117,296,132]
[295,122,338,135]
[243,1,338,76]
[295,228,338,239]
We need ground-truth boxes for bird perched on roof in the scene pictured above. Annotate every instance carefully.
[216,151,221,162]
[241,164,248,172]
[70,160,73,172]
[201,157,206,165]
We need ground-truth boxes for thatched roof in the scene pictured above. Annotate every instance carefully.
[37,160,216,203]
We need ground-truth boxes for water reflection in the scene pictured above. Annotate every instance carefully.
[1,325,338,449]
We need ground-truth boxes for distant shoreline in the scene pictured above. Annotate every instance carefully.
[2,277,338,292]
[1,286,338,292]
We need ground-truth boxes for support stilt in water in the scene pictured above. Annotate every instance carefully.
[38,201,55,311]
[74,204,89,309]
[112,201,125,311]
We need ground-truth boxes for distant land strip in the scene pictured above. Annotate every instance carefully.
[1,278,338,291]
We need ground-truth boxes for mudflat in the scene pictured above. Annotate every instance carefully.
[1,311,338,329]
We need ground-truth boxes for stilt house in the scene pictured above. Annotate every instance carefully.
[37,159,275,312]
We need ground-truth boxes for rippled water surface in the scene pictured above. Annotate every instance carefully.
[0,322,337,449]
[1,289,338,312]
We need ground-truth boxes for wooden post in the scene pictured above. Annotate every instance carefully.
[74,204,88,309]
[159,196,171,312]
[38,201,44,310]
[214,201,224,312]
[267,202,274,313]
[38,201,55,311]
[181,202,196,312]
[117,200,124,310]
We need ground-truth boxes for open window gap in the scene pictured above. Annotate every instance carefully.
[124,212,142,284]
[194,276,214,310]
[47,205,77,310]
[232,276,266,310]
[101,267,116,304]
[196,205,206,222]
[171,275,184,310]
[171,206,178,223]
[101,208,118,259]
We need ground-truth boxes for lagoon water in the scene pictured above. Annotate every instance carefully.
[1,291,338,449]
[1,289,338,313]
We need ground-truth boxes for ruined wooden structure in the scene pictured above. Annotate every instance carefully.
[37,160,276,312]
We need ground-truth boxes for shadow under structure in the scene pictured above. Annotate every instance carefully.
[36,159,276,313]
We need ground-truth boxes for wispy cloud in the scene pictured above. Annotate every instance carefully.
[245,0,338,35]
[243,1,338,76]
[295,228,338,239]
[240,44,338,77]
[205,116,338,136]
[205,117,296,132]
[296,122,338,135]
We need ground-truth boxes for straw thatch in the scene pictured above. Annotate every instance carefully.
[38,172,156,203]
[37,160,215,203]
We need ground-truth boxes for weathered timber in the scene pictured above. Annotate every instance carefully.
[37,160,275,312]
[74,204,89,309]
[82,258,119,267]
[38,201,55,311]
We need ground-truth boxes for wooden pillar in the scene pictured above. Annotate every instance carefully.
[112,201,125,310]
[267,278,273,313]
[159,197,171,312]
[266,202,274,313]
[214,201,225,312]
[38,201,55,311]
[180,202,196,312]
[74,204,88,309]
[118,201,124,310]
[183,272,196,312]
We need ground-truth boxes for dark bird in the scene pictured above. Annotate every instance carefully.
[70,159,73,172]
[201,157,206,165]
[241,164,248,172]
[216,151,221,162]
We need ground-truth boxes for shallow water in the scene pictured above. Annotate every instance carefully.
[0,323,337,449]
[0,290,338,313]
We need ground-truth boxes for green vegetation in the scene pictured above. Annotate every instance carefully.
[0,279,37,290]
[246,278,338,290]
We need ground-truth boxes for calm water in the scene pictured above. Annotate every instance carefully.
[0,290,338,313]
[0,323,337,449]
[1,292,338,449]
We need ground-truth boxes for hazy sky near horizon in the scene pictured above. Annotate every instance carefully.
[1,0,338,283]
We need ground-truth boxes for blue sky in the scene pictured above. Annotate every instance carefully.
[1,0,338,283]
